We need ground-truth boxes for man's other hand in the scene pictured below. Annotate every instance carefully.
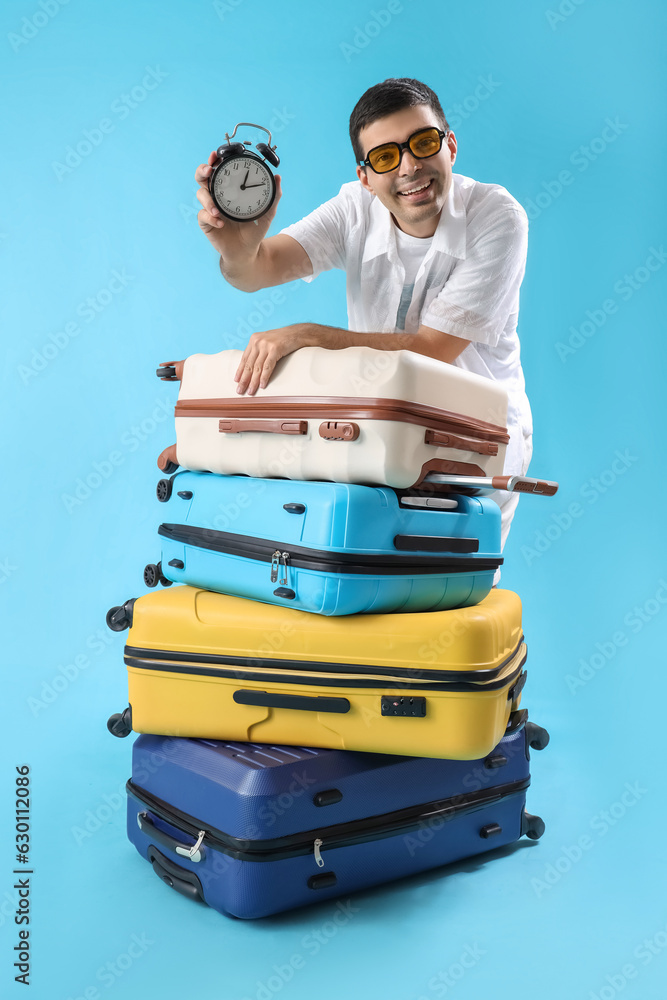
[234,325,312,395]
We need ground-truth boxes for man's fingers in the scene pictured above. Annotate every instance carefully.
[195,152,220,186]
[196,186,222,220]
[258,355,277,390]
[198,208,224,234]
[235,353,259,393]
[245,358,269,396]
[234,352,252,382]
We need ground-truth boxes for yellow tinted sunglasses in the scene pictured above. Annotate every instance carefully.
[359,126,449,174]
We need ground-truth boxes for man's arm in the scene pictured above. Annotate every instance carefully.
[229,234,313,291]
[234,322,470,395]
[195,153,312,292]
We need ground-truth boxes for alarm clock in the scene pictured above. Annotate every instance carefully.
[209,122,280,222]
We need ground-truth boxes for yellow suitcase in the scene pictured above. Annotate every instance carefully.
[106,586,527,759]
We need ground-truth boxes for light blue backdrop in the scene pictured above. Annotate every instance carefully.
[2,1,666,998]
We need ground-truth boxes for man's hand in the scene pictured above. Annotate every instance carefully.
[195,151,282,267]
[234,324,312,395]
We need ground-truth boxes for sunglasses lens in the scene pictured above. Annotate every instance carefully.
[409,128,442,158]
[368,143,400,173]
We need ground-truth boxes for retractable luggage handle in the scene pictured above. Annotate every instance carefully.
[233,689,351,713]
[424,473,559,496]
[137,812,206,862]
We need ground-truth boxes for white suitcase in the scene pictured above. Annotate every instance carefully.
[156,347,511,489]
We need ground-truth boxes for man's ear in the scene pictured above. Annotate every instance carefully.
[447,131,457,166]
[357,164,374,194]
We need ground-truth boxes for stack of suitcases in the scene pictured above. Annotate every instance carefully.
[106,346,556,919]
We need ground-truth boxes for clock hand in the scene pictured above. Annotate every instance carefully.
[240,169,250,190]
[244,182,267,188]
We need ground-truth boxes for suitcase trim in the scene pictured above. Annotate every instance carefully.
[157,523,503,576]
[123,640,526,689]
[174,396,510,446]
[127,775,531,862]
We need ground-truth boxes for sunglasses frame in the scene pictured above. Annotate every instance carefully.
[359,126,450,174]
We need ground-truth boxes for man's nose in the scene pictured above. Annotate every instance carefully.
[398,149,422,174]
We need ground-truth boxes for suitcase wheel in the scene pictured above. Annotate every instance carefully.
[107,706,132,738]
[106,599,135,632]
[525,722,550,752]
[521,811,546,841]
[156,478,173,502]
[144,562,173,588]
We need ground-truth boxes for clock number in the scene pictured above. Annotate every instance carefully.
[223,168,229,176]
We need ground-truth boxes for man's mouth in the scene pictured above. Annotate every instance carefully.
[396,178,434,200]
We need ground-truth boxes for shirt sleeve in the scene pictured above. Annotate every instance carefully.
[279,185,352,282]
[422,207,528,347]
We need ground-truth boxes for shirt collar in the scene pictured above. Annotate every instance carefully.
[362,174,467,265]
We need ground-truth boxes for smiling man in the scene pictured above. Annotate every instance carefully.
[195,78,533,550]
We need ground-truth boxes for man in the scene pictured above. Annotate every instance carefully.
[194,77,533,553]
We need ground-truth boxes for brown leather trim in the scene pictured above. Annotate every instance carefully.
[175,396,509,444]
[411,459,487,489]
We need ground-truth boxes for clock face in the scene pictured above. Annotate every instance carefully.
[210,155,275,221]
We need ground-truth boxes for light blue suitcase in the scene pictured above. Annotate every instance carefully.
[143,471,502,615]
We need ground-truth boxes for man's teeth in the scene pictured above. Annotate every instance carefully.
[399,180,431,195]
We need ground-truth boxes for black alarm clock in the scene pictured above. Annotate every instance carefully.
[209,122,280,222]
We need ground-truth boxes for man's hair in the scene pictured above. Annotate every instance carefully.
[349,78,449,164]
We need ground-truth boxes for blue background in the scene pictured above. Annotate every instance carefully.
[2,1,666,997]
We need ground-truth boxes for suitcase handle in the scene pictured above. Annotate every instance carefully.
[393,534,479,554]
[156,360,185,381]
[491,476,559,496]
[424,428,499,456]
[233,689,350,714]
[147,847,205,903]
[219,418,308,435]
[137,812,206,863]
[424,473,559,496]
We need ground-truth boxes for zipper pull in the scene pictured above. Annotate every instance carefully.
[280,551,290,586]
[270,550,281,583]
[313,838,324,868]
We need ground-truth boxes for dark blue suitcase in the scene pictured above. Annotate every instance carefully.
[143,471,503,615]
[126,710,548,919]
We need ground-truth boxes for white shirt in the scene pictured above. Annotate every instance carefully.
[394,228,433,331]
[280,173,533,479]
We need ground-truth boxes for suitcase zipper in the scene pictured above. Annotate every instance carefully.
[270,551,290,585]
[158,524,502,576]
[124,643,526,689]
[173,396,510,448]
[127,776,530,864]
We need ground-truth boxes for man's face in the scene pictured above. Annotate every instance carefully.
[356,104,457,236]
